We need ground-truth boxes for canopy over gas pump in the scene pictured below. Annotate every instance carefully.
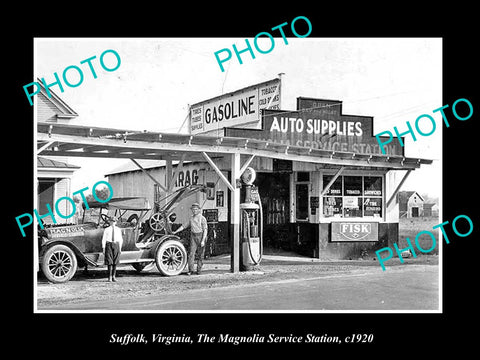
[239,167,263,271]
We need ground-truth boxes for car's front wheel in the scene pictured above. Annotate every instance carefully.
[41,245,78,283]
[155,240,187,276]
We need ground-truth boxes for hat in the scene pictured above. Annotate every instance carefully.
[191,202,201,209]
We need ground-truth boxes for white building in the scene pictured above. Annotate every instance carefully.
[36,84,80,224]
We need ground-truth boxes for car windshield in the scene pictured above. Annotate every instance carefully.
[80,207,108,226]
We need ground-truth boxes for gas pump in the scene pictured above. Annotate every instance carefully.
[240,167,263,271]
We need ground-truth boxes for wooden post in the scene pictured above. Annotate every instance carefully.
[201,152,235,192]
[168,153,186,191]
[387,169,412,207]
[231,153,241,273]
[239,155,256,175]
[165,156,172,192]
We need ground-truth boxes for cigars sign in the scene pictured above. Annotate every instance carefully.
[331,222,378,242]
[189,78,281,135]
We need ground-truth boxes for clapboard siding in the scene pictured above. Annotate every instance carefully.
[38,93,58,122]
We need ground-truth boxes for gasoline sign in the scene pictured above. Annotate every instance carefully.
[189,78,281,135]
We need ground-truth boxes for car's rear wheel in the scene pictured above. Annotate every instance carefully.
[41,245,78,283]
[155,240,187,276]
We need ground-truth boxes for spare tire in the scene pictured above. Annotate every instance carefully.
[149,212,166,232]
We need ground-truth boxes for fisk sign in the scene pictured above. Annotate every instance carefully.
[332,222,378,242]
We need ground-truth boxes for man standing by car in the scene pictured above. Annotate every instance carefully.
[102,217,124,282]
[173,202,208,275]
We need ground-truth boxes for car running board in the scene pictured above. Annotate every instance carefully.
[83,252,155,267]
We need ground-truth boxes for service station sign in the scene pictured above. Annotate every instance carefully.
[225,97,405,156]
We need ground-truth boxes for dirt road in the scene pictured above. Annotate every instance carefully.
[36,254,439,311]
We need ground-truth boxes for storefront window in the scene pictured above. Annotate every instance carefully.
[323,175,342,196]
[344,176,362,196]
[323,196,342,217]
[322,175,383,218]
[364,176,382,196]
[363,176,382,217]
[363,197,382,217]
[344,196,362,217]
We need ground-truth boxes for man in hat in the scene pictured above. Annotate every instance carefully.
[101,216,124,282]
[173,202,208,275]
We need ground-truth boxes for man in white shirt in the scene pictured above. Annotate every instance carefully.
[102,217,124,282]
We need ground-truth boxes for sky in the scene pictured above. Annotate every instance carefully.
[35,37,442,197]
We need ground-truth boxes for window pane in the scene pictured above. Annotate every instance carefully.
[323,175,342,196]
[344,176,362,196]
[38,180,55,215]
[296,184,309,221]
[323,196,342,217]
[364,176,382,196]
[343,196,362,217]
[364,197,382,217]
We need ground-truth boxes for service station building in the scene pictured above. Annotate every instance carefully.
[98,78,432,260]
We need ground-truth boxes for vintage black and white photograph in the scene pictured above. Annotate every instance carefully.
[31,36,445,313]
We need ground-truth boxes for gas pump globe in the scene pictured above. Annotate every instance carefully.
[240,167,263,271]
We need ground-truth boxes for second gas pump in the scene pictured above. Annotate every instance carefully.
[239,167,263,271]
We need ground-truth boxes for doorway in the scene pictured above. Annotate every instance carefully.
[412,207,419,217]
[256,172,290,251]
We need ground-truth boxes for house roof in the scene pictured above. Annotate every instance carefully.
[37,156,80,169]
[37,80,78,118]
[398,191,424,205]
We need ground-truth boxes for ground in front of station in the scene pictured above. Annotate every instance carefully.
[36,252,439,311]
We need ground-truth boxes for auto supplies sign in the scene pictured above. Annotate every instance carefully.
[225,97,405,156]
[189,78,281,135]
[331,222,378,242]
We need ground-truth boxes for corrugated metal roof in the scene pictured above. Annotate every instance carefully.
[37,122,433,171]
[105,159,166,175]
[104,159,209,176]
[37,156,80,169]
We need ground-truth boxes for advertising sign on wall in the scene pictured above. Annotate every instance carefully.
[331,222,379,242]
[225,97,405,156]
[189,78,281,135]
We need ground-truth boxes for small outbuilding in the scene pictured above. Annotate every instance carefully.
[398,191,424,218]
[423,202,439,217]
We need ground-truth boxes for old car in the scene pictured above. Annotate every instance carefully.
[38,184,208,283]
